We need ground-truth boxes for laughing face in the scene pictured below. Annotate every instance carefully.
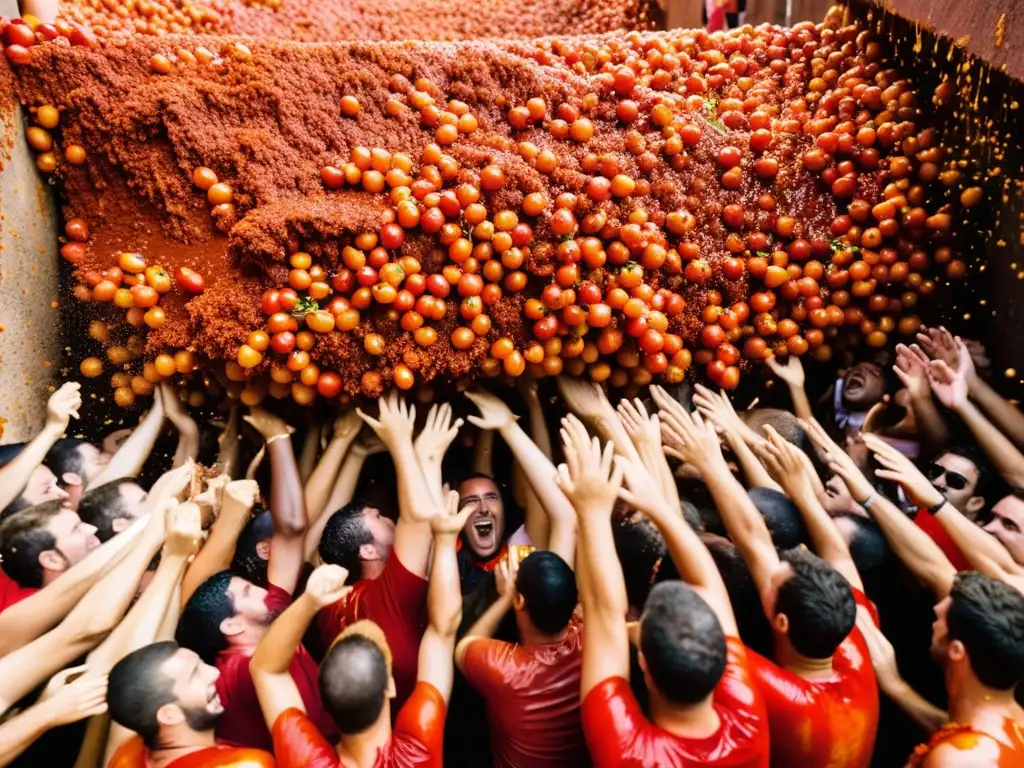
[161,647,224,733]
[458,476,506,560]
[842,362,885,409]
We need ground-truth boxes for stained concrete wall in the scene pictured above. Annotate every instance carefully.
[0,0,60,443]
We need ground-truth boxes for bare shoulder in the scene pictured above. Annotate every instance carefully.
[921,734,1002,767]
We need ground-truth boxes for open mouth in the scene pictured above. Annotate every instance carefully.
[473,520,494,537]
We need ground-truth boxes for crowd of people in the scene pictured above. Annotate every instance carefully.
[0,324,1023,768]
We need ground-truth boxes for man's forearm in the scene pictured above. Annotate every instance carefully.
[88,403,165,490]
[499,423,576,540]
[472,428,495,476]
[955,399,1024,487]
[181,501,250,604]
[428,539,462,637]
[935,500,1021,576]
[884,678,948,734]
[305,433,357,525]
[308,452,366,561]
[88,553,189,673]
[267,437,307,537]
[251,594,318,676]
[590,413,643,465]
[0,422,63,511]
[786,383,813,422]
[726,432,781,491]
[298,417,324,485]
[577,517,629,621]
[0,698,59,765]
[906,394,951,453]
[393,440,440,520]
[970,377,1024,452]
[464,592,512,640]
[171,421,200,469]
[865,497,956,597]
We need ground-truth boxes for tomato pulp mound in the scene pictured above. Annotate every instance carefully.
[6,10,968,404]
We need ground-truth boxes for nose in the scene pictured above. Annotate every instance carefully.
[83,523,98,536]
[982,519,997,535]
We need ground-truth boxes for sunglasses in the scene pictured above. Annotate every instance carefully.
[926,463,969,491]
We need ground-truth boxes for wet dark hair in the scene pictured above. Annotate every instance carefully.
[319,502,375,578]
[775,547,856,659]
[749,488,806,551]
[231,510,274,587]
[0,500,65,587]
[77,479,139,542]
[44,438,89,480]
[947,572,1024,691]
[612,517,666,610]
[701,533,773,657]
[319,634,389,734]
[108,641,180,747]
[176,571,236,663]
[516,551,577,634]
[640,581,727,705]
[834,513,888,585]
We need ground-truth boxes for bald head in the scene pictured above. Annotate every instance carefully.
[319,632,390,734]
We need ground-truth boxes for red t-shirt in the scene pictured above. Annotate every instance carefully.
[216,583,336,750]
[908,718,1024,766]
[316,554,428,708]
[106,735,276,767]
[914,509,974,572]
[271,681,446,768]
[460,619,589,768]
[746,588,880,768]
[0,568,38,614]
[581,637,769,768]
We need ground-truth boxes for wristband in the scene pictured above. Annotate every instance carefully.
[266,433,291,445]
[858,493,877,510]
[926,499,947,515]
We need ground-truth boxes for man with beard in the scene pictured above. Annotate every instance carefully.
[106,641,276,768]
[456,473,508,593]
[175,408,330,751]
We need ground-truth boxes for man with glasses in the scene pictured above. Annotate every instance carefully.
[914,447,994,572]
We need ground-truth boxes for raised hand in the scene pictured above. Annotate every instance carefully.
[46,382,82,430]
[149,459,195,503]
[350,432,387,458]
[556,376,612,422]
[856,613,900,692]
[892,344,932,401]
[766,354,805,388]
[304,564,352,609]
[357,390,416,448]
[926,341,970,410]
[431,489,474,537]
[756,426,818,505]
[863,434,944,508]
[332,410,363,443]
[656,407,726,475]
[615,455,668,520]
[42,668,109,726]
[494,544,520,599]
[164,501,205,559]
[801,418,875,501]
[160,382,194,426]
[415,403,464,464]
[616,398,661,451]
[692,384,749,439]
[224,478,260,510]
[915,326,960,368]
[465,390,517,431]
[244,406,292,441]
[555,414,623,517]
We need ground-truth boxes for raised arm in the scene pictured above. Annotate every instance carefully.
[413,402,464,498]
[358,392,437,578]
[181,479,258,604]
[928,343,1024,488]
[659,406,782,599]
[245,408,308,594]
[555,415,628,697]
[417,491,469,703]
[298,414,325,485]
[689,384,781,492]
[472,426,495,477]
[0,670,107,767]
[556,376,642,466]
[892,344,950,453]
[766,355,813,422]
[306,438,382,563]
[466,391,577,567]
[0,515,145,658]
[617,398,681,511]
[758,427,863,591]
[86,389,166,491]
[215,406,242,479]
[160,383,200,469]
[856,612,947,734]
[864,433,1024,584]
[616,448,738,636]
[0,382,81,511]
[251,564,351,730]
[517,380,554,542]
[304,411,361,526]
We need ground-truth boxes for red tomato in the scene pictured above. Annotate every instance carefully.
[261,289,282,315]
[176,267,206,294]
[270,332,296,354]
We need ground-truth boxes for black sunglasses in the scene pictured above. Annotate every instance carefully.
[926,463,969,491]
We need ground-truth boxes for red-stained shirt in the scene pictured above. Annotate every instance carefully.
[908,717,1024,766]
[271,681,446,768]
[106,736,276,768]
[914,509,973,572]
[0,569,37,614]
[745,588,879,768]
[460,619,589,768]
[581,637,769,768]
[216,583,336,751]
[316,554,428,708]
